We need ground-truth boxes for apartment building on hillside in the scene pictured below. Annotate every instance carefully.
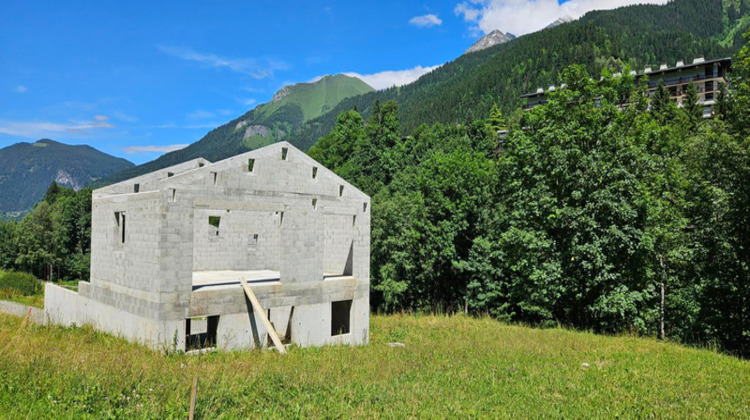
[522,57,731,118]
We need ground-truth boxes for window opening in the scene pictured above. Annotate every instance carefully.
[199,162,205,168]
[363,202,368,212]
[312,167,318,179]
[167,172,174,178]
[211,172,217,186]
[185,315,219,350]
[247,158,255,172]
[331,300,352,336]
[281,147,288,160]
[121,213,126,243]
[134,183,140,193]
[339,185,344,197]
[170,189,176,202]
[312,198,318,209]
[114,211,126,245]
[208,216,221,237]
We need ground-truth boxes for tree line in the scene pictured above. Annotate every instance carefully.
[0,183,91,282]
[309,30,750,357]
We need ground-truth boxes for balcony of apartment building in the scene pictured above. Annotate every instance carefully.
[520,57,731,113]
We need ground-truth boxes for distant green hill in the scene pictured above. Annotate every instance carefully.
[0,139,134,218]
[101,74,373,184]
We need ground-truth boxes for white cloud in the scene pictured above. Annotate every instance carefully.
[15,85,27,93]
[454,2,481,22]
[0,119,114,138]
[238,98,257,107]
[122,144,190,154]
[345,65,441,90]
[409,14,443,28]
[457,0,669,37]
[93,115,109,121]
[158,45,289,79]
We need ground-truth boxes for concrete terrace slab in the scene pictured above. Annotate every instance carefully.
[193,270,281,291]
[192,270,357,292]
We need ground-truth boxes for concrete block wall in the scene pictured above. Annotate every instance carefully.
[90,191,162,293]
[94,158,211,197]
[352,202,371,283]
[188,276,370,350]
[279,201,325,283]
[324,212,355,274]
[50,142,370,351]
[196,299,369,351]
[46,283,186,350]
[192,208,282,272]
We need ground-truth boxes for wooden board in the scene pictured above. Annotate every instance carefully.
[240,277,287,354]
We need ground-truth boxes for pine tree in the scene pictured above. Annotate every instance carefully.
[651,79,675,123]
[682,81,702,131]
[488,104,507,132]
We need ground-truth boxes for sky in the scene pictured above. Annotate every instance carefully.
[0,0,668,164]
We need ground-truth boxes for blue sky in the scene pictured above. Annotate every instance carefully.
[0,0,666,164]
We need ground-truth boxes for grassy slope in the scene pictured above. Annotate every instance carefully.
[255,74,374,123]
[0,314,748,418]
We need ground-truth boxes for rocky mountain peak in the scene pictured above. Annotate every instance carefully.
[271,86,291,103]
[546,16,574,29]
[465,30,514,54]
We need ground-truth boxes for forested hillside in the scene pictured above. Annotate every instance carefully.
[101,74,372,185]
[287,0,748,151]
[0,139,133,218]
[306,29,750,356]
[98,0,747,185]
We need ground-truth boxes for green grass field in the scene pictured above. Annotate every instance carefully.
[1,313,749,418]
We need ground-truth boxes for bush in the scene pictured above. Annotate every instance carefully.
[0,272,42,296]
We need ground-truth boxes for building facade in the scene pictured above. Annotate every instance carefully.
[45,142,371,352]
[522,57,731,117]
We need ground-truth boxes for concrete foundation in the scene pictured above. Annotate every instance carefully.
[44,142,370,351]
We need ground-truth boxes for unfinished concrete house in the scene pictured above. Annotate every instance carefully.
[44,142,370,351]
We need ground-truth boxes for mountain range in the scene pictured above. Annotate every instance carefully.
[465,30,516,54]
[464,15,576,55]
[0,139,133,218]
[31,0,750,192]
[100,74,372,185]
[546,16,574,29]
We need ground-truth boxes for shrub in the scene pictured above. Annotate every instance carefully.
[0,271,42,296]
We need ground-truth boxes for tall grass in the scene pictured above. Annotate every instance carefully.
[0,314,749,418]
[0,271,42,301]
